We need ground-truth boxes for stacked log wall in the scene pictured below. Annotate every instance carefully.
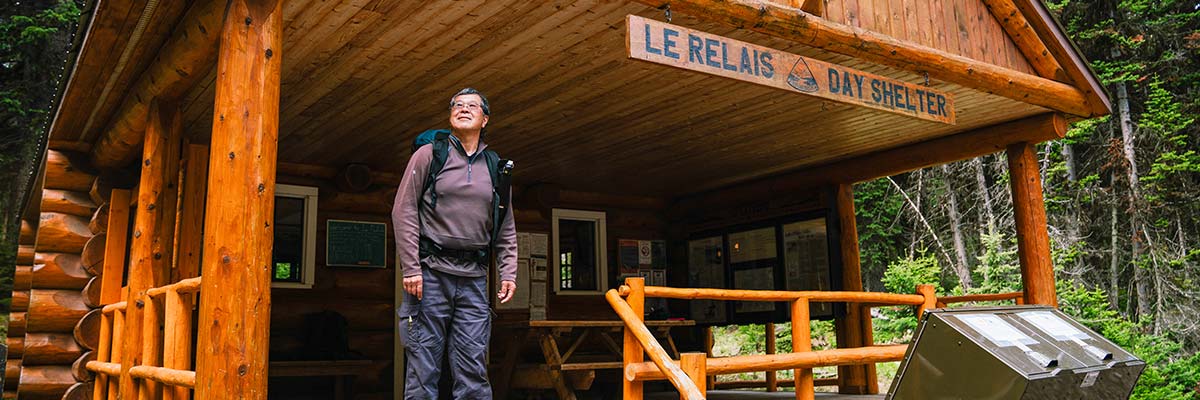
[268,173,396,400]
[14,150,101,400]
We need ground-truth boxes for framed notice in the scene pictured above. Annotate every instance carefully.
[728,226,781,321]
[783,218,834,317]
[326,219,387,267]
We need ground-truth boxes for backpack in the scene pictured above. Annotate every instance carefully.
[412,129,513,253]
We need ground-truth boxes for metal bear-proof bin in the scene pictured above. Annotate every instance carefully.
[887,306,1145,400]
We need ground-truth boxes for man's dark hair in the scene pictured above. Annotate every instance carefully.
[449,87,490,116]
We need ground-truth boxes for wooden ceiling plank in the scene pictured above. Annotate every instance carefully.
[280,1,466,118]
[291,0,612,160]
[281,0,541,146]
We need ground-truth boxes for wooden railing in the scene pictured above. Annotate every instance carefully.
[937,291,1024,308]
[87,277,201,400]
[606,277,937,400]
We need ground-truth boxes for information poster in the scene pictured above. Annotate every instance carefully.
[688,236,726,324]
[729,227,779,316]
[497,259,530,310]
[326,220,388,267]
[619,239,640,274]
[783,219,833,316]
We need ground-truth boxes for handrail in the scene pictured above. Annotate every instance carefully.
[608,278,939,400]
[145,277,202,296]
[86,361,122,376]
[938,291,1024,307]
[620,286,927,306]
[129,365,197,388]
[625,345,910,381]
[606,289,706,399]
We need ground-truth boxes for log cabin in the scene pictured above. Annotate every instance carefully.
[6,0,1110,399]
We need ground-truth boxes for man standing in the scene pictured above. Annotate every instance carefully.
[393,88,517,399]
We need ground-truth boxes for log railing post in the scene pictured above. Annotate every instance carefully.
[163,287,192,400]
[109,302,125,400]
[194,0,283,397]
[915,284,937,319]
[791,299,814,400]
[121,99,183,400]
[140,294,164,400]
[704,326,715,390]
[834,183,873,394]
[681,353,707,398]
[1007,142,1058,306]
[765,322,777,392]
[94,306,114,398]
[624,277,646,400]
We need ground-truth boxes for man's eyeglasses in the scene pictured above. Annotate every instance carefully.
[451,102,483,112]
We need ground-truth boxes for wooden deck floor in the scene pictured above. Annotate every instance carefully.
[646,390,886,399]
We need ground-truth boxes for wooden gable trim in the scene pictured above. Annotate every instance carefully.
[1012,0,1112,116]
[980,0,1069,82]
[632,0,1096,118]
[90,0,227,170]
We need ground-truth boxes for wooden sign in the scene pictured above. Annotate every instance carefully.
[326,219,387,267]
[627,15,956,124]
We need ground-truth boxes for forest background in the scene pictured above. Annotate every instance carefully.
[0,0,1197,398]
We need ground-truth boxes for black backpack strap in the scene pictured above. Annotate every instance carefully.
[421,131,451,210]
[483,150,512,253]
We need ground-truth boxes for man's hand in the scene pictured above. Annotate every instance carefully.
[498,280,516,303]
[403,275,423,300]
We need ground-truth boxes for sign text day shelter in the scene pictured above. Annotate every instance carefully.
[627,15,957,124]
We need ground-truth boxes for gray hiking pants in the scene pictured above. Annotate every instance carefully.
[399,267,493,399]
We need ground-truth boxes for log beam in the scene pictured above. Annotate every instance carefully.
[75,308,102,351]
[27,289,89,332]
[44,150,94,191]
[81,234,105,275]
[18,365,75,400]
[195,1,282,398]
[120,98,183,400]
[34,252,90,290]
[15,265,33,290]
[630,0,1096,117]
[1007,142,1057,306]
[21,333,84,365]
[41,189,97,217]
[35,213,91,254]
[91,0,228,168]
[89,204,108,235]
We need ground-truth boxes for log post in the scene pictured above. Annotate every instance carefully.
[120,98,183,400]
[704,327,715,390]
[164,288,193,400]
[1008,142,1058,306]
[792,299,814,400]
[100,189,132,305]
[194,0,282,397]
[915,285,937,319]
[175,144,209,282]
[623,277,646,400]
[833,183,873,394]
[680,353,707,397]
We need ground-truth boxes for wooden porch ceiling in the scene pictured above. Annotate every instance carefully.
[176,0,1046,197]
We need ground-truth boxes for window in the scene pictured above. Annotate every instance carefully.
[272,184,318,289]
[552,209,607,294]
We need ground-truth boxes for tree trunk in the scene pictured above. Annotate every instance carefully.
[942,165,973,290]
[1109,192,1120,311]
[974,158,997,237]
[1115,79,1152,321]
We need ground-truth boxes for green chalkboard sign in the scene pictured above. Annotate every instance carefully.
[326,219,387,268]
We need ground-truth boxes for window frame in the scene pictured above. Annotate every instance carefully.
[551,208,608,295]
[271,183,319,289]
